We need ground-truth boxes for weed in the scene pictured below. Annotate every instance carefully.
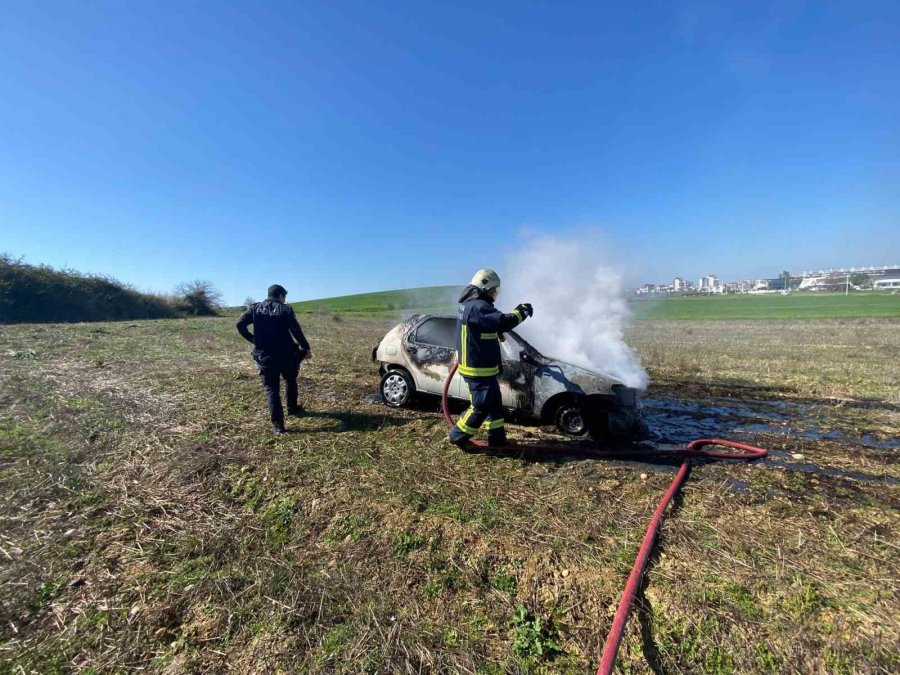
[394,532,425,556]
[442,627,461,647]
[29,579,65,615]
[782,574,831,620]
[421,579,441,599]
[326,514,369,544]
[824,648,853,675]
[509,605,563,664]
[491,572,517,595]
[722,581,764,618]
[229,474,264,510]
[171,556,215,588]
[754,644,783,671]
[321,622,352,657]
[262,495,299,543]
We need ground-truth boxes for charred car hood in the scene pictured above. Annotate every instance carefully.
[527,355,641,411]
[531,357,623,395]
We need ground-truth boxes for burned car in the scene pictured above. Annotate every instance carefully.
[372,314,643,440]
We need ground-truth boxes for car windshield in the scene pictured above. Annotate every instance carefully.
[503,330,543,359]
[499,331,522,360]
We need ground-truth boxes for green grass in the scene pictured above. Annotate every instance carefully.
[291,285,459,315]
[630,292,900,320]
[290,286,899,320]
[0,314,897,673]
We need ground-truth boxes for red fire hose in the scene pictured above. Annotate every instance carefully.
[440,362,767,674]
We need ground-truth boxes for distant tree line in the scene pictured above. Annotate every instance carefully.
[0,254,223,324]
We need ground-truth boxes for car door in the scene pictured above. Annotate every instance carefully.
[405,317,463,398]
[497,332,539,416]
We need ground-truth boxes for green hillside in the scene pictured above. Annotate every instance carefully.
[292,285,459,315]
[294,286,900,320]
[630,292,900,320]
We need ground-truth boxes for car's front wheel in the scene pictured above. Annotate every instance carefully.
[555,403,589,437]
[380,369,415,407]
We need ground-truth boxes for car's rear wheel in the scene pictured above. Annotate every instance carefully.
[380,369,415,407]
[555,403,589,437]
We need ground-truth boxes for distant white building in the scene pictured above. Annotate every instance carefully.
[673,277,686,292]
[698,274,721,293]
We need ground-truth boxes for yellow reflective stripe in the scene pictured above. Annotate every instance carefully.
[461,324,468,368]
[458,364,500,377]
[460,406,476,426]
[481,332,498,340]
[512,309,524,324]
[456,419,479,435]
[481,418,505,430]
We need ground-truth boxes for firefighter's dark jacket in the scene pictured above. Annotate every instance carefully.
[455,285,526,378]
[236,297,310,358]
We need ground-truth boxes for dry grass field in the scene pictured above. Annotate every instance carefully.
[1,314,897,673]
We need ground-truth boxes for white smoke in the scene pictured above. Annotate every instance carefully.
[501,230,649,390]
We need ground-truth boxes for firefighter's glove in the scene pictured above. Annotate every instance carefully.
[515,303,534,319]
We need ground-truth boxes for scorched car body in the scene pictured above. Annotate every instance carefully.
[372,314,643,440]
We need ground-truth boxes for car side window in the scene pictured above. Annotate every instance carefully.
[413,318,456,348]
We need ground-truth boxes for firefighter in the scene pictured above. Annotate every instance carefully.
[236,284,312,434]
[449,269,533,449]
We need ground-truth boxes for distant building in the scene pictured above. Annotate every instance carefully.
[673,277,686,292]
[797,265,900,292]
[698,274,721,293]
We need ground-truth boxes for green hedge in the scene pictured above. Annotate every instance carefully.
[0,256,176,323]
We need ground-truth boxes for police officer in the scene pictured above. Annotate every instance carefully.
[236,284,312,434]
[449,269,533,448]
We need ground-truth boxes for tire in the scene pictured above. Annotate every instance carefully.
[554,402,589,437]
[584,398,612,442]
[380,369,415,408]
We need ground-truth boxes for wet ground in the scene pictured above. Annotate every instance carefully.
[642,394,899,485]
[643,396,899,450]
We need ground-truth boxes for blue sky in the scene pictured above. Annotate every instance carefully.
[2,1,898,304]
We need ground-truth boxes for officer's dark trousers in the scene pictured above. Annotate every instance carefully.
[449,376,506,446]
[255,353,300,426]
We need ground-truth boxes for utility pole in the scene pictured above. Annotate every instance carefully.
[846,273,850,296]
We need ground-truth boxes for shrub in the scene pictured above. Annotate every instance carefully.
[174,280,223,316]
[0,254,176,324]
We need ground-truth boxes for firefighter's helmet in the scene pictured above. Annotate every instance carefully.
[470,269,501,292]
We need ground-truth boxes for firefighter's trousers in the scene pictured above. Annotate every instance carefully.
[448,376,506,446]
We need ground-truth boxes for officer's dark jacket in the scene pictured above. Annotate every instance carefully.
[455,285,525,378]
[236,297,310,358]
